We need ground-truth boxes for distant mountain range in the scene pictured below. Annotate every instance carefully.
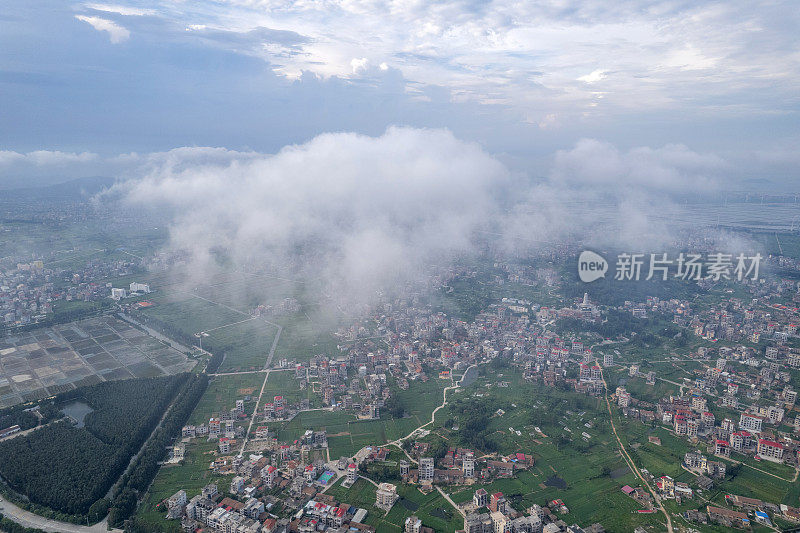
[1,176,116,201]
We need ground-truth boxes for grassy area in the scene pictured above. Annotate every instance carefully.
[136,439,228,532]
[385,484,464,533]
[272,375,450,459]
[136,287,281,372]
[323,478,388,528]
[188,373,265,426]
[614,411,800,519]
[324,476,463,533]
[205,319,280,372]
[273,313,341,361]
[431,367,668,532]
[136,372,269,530]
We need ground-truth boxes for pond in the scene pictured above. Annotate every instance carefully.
[61,401,93,428]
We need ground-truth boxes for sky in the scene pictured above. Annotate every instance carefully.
[1,0,799,190]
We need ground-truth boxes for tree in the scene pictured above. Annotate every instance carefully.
[87,499,110,523]
[108,489,136,527]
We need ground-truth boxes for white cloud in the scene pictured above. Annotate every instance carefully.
[0,150,101,189]
[75,15,130,43]
[104,128,759,309]
[134,0,798,120]
[84,3,156,16]
[550,138,725,193]
[113,127,508,307]
[350,57,368,74]
[578,70,606,84]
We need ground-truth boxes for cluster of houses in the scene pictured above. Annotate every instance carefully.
[682,493,800,529]
[0,257,140,326]
[463,490,605,533]
[395,444,534,489]
[165,481,375,533]
[158,252,800,533]
[616,379,800,468]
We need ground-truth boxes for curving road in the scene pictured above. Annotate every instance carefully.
[0,497,120,533]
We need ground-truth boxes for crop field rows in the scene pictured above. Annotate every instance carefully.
[0,316,193,407]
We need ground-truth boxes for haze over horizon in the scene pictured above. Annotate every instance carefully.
[1,0,799,192]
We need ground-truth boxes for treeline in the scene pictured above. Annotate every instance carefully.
[205,349,224,374]
[128,311,224,373]
[0,514,48,533]
[124,516,181,533]
[0,375,187,518]
[0,402,61,432]
[108,373,208,528]
[383,394,405,418]
[127,312,195,349]
[561,270,705,308]
[554,310,682,341]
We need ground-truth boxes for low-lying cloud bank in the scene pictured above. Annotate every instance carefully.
[101,127,750,309]
[113,127,508,306]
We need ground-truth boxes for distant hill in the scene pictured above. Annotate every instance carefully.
[1,176,116,201]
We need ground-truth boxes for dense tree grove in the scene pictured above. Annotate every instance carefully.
[109,374,208,528]
[81,377,187,447]
[0,395,66,431]
[0,375,188,517]
[0,405,40,431]
[383,394,405,418]
[448,397,507,452]
[0,423,117,515]
[561,270,704,307]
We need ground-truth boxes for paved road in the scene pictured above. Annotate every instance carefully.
[389,363,479,447]
[0,497,120,533]
[598,361,673,533]
[436,486,466,517]
[237,314,284,456]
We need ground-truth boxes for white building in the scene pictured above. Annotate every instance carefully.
[166,490,187,519]
[129,282,151,293]
[419,457,434,483]
[463,452,475,478]
[739,413,763,433]
[375,483,398,510]
[405,516,422,533]
[110,288,127,300]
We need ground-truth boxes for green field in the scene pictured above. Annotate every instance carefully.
[188,372,265,425]
[124,271,347,370]
[136,439,227,533]
[274,376,449,459]
[325,477,464,533]
[434,367,667,532]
